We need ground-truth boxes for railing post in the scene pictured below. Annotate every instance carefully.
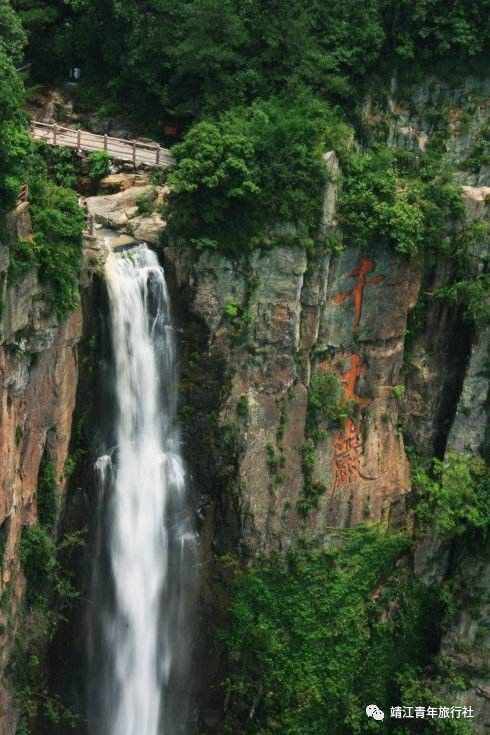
[156,146,160,165]
[77,129,81,151]
[17,183,29,207]
[104,133,108,151]
[53,124,57,145]
[132,141,136,166]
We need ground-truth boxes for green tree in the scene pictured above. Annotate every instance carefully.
[88,150,110,180]
[339,146,468,258]
[222,527,442,735]
[0,0,26,63]
[167,94,349,251]
[0,2,30,216]
[414,452,490,539]
[384,0,490,60]
[30,181,85,318]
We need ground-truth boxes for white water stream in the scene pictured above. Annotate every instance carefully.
[89,244,197,735]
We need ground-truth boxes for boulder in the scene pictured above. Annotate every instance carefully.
[86,186,153,229]
[99,173,150,193]
[128,212,166,244]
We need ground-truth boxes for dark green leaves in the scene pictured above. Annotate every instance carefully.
[222,528,440,735]
[167,95,349,253]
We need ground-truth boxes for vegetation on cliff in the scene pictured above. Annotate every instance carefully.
[11,0,490,259]
[221,526,472,735]
[9,452,83,733]
[8,169,85,318]
[1,1,489,734]
[166,94,348,251]
[0,0,30,215]
[414,453,490,540]
[0,2,84,320]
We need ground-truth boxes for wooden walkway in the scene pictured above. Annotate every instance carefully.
[30,121,175,168]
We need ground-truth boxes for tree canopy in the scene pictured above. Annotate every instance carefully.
[14,0,490,120]
[0,0,30,215]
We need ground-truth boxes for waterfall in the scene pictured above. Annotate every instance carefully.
[88,244,197,735]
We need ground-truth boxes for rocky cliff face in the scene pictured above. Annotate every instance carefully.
[166,237,420,550]
[0,205,83,734]
[162,79,490,729]
[166,199,488,553]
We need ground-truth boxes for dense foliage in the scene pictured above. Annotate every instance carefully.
[0,1,30,216]
[166,95,348,251]
[11,452,83,733]
[414,452,490,539]
[17,0,490,119]
[88,150,110,180]
[8,158,85,318]
[0,2,84,322]
[338,146,473,258]
[221,526,458,735]
[12,0,490,258]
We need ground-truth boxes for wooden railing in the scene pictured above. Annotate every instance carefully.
[30,121,175,168]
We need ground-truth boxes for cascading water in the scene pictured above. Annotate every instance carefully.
[88,244,197,735]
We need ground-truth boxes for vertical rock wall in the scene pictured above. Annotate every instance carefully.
[166,228,422,552]
[0,206,83,734]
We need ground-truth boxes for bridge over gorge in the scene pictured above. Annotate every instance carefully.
[30,121,175,168]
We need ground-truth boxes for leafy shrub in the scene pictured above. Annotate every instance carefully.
[391,385,406,400]
[307,371,351,432]
[37,460,57,532]
[10,164,85,319]
[166,94,349,253]
[236,395,249,419]
[436,269,490,326]
[7,238,37,284]
[339,147,466,258]
[222,526,442,735]
[88,150,111,180]
[34,142,78,189]
[31,183,85,318]
[6,152,85,319]
[223,301,239,319]
[395,665,472,734]
[19,526,57,604]
[15,524,83,730]
[414,452,490,539]
[460,124,490,173]
[0,45,31,216]
[297,440,326,516]
[136,188,156,214]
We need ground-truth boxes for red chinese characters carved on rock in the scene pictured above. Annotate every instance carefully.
[331,355,373,493]
[330,257,385,493]
[340,354,369,405]
[332,419,364,493]
[333,257,384,334]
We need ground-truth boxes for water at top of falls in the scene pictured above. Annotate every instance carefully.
[89,244,197,735]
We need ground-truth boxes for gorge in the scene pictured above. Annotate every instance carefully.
[0,1,490,734]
